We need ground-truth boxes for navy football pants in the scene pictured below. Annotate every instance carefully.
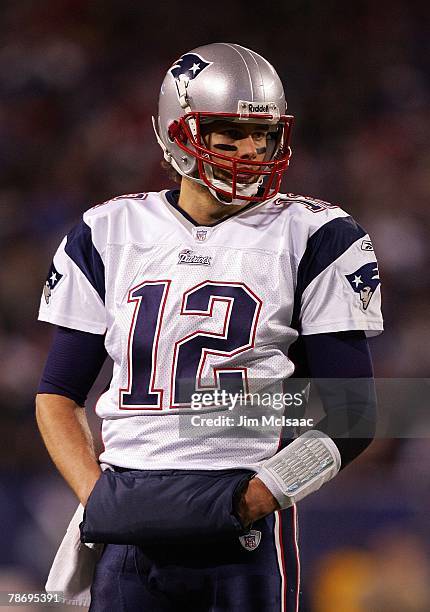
[82,469,300,611]
[88,508,300,612]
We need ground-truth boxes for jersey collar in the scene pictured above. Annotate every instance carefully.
[163,189,262,228]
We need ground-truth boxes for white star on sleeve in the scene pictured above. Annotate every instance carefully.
[352,275,363,288]
[190,63,200,75]
[50,272,57,284]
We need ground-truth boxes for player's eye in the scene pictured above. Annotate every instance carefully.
[252,132,267,142]
[220,129,243,140]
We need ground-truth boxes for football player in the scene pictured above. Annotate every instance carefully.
[36,43,383,611]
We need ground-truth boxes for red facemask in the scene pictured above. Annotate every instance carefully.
[168,112,294,202]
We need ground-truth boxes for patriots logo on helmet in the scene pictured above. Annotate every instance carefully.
[43,262,64,304]
[169,53,212,83]
[345,262,380,310]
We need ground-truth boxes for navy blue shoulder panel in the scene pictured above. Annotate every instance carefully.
[291,216,366,331]
[65,219,105,303]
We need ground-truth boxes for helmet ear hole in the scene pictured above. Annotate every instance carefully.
[168,121,187,144]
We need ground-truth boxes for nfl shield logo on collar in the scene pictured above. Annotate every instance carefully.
[239,529,262,551]
[192,227,212,242]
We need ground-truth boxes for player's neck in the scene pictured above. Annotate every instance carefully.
[178,178,249,226]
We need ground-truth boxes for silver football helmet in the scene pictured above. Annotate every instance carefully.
[153,42,294,205]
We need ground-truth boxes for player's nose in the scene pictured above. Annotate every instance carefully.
[238,135,258,160]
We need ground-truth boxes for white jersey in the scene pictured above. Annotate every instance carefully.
[38,190,383,470]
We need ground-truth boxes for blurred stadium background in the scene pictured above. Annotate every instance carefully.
[1,1,429,610]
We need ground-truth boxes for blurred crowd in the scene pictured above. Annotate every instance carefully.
[0,0,429,609]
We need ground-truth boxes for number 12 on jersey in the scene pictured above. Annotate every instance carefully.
[119,280,262,410]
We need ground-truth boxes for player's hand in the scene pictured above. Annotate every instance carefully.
[236,477,280,527]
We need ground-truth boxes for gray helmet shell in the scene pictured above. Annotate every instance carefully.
[155,43,288,178]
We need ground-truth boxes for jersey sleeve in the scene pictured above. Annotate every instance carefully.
[38,218,106,334]
[293,216,383,336]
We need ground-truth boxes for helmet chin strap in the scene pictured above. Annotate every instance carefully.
[204,166,264,206]
[208,183,258,206]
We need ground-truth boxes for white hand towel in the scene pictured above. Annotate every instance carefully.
[45,504,103,607]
